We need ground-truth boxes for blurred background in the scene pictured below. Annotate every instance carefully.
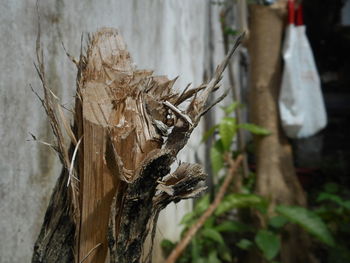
[0,0,349,263]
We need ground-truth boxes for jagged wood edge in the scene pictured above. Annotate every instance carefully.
[32,29,244,263]
[107,33,244,263]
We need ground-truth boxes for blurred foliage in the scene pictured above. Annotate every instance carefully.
[313,183,350,262]
[161,103,346,263]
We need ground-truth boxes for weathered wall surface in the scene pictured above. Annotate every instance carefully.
[0,1,228,262]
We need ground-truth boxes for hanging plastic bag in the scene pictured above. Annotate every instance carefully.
[279,0,327,138]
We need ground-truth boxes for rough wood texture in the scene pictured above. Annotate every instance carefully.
[32,168,75,263]
[32,28,242,263]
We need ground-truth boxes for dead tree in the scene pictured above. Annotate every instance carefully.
[32,28,243,263]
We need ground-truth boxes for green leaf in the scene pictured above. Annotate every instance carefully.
[160,239,175,248]
[221,102,243,115]
[317,192,350,210]
[276,205,335,246]
[204,216,215,228]
[210,140,224,174]
[195,194,210,215]
[215,193,266,216]
[208,251,221,263]
[324,183,339,193]
[215,220,252,233]
[201,228,225,245]
[313,206,330,217]
[341,200,350,210]
[237,239,254,250]
[224,27,239,36]
[219,117,236,151]
[218,245,232,262]
[160,239,175,257]
[255,230,280,260]
[193,258,207,263]
[201,125,219,143]
[317,192,342,204]
[180,211,196,226]
[269,216,288,229]
[238,123,271,135]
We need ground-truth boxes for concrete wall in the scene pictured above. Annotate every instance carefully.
[0,1,228,262]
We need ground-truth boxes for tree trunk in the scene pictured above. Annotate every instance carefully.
[248,4,317,263]
[32,28,242,263]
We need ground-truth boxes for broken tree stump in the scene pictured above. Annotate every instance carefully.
[32,28,243,263]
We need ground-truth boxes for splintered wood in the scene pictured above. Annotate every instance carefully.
[78,29,166,262]
[32,28,243,263]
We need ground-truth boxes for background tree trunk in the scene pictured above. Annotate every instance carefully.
[248,4,317,263]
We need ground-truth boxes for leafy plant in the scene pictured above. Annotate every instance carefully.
[215,193,266,216]
[255,229,280,261]
[162,193,234,263]
[162,103,338,263]
[208,103,270,176]
[312,183,350,262]
[276,205,335,246]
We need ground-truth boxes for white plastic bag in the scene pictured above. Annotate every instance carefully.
[279,0,327,138]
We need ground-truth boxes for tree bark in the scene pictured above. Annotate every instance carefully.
[32,28,243,263]
[248,4,317,263]
[248,3,306,208]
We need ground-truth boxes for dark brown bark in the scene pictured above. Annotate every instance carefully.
[32,168,75,263]
[32,28,243,263]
